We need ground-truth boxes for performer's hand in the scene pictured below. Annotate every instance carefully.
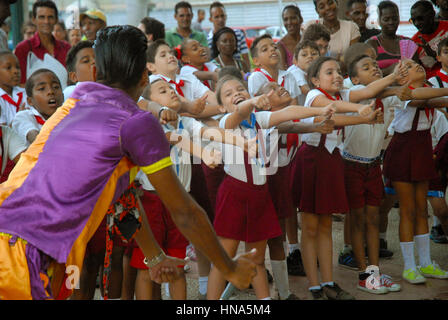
[224,249,257,290]
[149,256,188,284]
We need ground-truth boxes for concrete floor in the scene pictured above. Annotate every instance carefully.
[94,207,448,300]
[178,208,448,300]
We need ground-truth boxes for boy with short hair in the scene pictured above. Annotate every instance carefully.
[248,34,300,100]
[302,23,331,57]
[63,40,95,99]
[287,40,320,105]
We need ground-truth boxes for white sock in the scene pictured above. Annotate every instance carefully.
[198,276,208,295]
[288,243,299,255]
[321,281,335,287]
[270,260,290,300]
[260,296,272,300]
[433,216,440,227]
[379,232,387,241]
[309,285,321,291]
[283,241,288,257]
[414,233,432,268]
[400,241,416,271]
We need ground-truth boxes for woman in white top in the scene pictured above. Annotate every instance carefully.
[303,0,360,61]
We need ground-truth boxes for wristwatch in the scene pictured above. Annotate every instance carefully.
[143,251,167,268]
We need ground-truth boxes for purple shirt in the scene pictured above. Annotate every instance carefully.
[0,82,171,263]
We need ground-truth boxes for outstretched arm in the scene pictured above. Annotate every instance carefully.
[147,166,257,289]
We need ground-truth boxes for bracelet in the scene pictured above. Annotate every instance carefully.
[158,106,169,119]
[143,251,167,268]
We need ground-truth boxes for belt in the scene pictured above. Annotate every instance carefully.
[344,158,382,169]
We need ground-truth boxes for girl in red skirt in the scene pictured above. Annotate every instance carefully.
[207,74,335,300]
[383,59,448,284]
[296,56,394,300]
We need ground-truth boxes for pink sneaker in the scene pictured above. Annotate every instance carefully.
[380,274,401,292]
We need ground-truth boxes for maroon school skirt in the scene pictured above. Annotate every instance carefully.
[294,143,349,215]
[290,151,301,209]
[268,164,294,219]
[201,162,226,218]
[383,129,438,182]
[190,161,214,222]
[214,175,282,243]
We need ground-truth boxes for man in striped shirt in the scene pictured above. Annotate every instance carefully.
[207,1,251,69]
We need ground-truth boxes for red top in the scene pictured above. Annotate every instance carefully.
[14,32,71,84]
[411,20,448,79]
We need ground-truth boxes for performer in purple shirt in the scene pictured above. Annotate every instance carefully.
[0,25,256,300]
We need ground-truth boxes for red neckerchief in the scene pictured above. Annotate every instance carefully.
[375,98,384,112]
[168,79,185,97]
[436,70,448,84]
[316,87,343,137]
[34,115,45,125]
[409,84,435,120]
[253,68,285,87]
[1,92,23,112]
[185,63,211,90]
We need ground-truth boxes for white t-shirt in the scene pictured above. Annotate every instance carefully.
[138,116,205,192]
[179,62,218,90]
[219,111,276,185]
[390,100,435,133]
[303,19,360,58]
[248,68,300,99]
[149,73,210,101]
[301,88,350,153]
[431,110,448,149]
[287,65,308,105]
[343,85,402,162]
[0,86,27,126]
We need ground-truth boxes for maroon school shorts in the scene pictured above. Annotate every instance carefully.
[344,160,384,209]
[130,190,188,270]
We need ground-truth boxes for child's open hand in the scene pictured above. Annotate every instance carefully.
[203,148,222,169]
[393,60,408,82]
[365,108,384,124]
[315,116,335,134]
[358,100,374,117]
[320,102,336,117]
[254,90,274,111]
[191,94,207,114]
[159,108,178,125]
[396,80,413,101]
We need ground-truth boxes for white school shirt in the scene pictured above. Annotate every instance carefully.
[0,86,26,126]
[287,65,307,105]
[390,100,435,133]
[343,84,402,163]
[277,130,299,167]
[179,62,218,89]
[9,107,46,160]
[149,73,210,101]
[428,69,448,89]
[138,116,205,192]
[248,68,300,99]
[301,88,350,153]
[219,111,275,185]
[431,110,448,149]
